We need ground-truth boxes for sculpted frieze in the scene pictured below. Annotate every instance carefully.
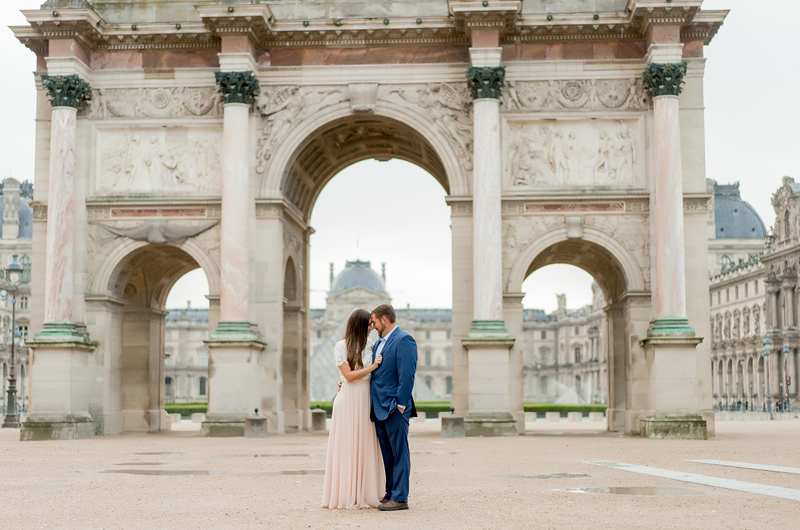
[256,86,345,172]
[386,83,473,171]
[95,127,222,195]
[86,87,220,118]
[502,79,646,112]
[506,119,642,189]
[584,215,651,289]
[501,215,565,285]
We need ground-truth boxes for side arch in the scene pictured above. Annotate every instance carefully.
[506,226,647,300]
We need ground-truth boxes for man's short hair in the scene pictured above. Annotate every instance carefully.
[372,304,396,324]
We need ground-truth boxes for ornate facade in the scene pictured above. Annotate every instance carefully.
[13,0,727,440]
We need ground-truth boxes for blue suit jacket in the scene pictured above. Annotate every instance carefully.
[370,327,418,422]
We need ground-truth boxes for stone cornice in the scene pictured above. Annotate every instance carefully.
[13,3,727,54]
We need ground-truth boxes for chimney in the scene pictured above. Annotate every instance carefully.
[2,178,21,240]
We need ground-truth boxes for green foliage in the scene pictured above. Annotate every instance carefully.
[523,403,607,414]
[165,402,207,416]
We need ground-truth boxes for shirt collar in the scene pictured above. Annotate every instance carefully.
[381,325,398,342]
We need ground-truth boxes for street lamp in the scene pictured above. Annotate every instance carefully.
[1,254,23,429]
[782,345,792,413]
[763,335,774,421]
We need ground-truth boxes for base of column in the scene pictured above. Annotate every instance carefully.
[468,319,509,338]
[646,318,697,339]
[32,322,90,343]
[211,320,259,341]
[21,413,95,441]
[641,414,708,440]
[464,411,518,437]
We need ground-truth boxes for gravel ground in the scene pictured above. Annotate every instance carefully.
[1,419,798,529]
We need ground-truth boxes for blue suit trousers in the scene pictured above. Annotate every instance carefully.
[374,407,411,503]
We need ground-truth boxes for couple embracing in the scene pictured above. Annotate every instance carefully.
[321,304,418,511]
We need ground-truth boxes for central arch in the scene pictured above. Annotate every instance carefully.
[269,109,461,431]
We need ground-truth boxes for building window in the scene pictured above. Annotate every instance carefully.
[20,296,28,310]
[575,375,582,396]
[745,282,749,297]
[717,292,721,304]
[541,331,546,339]
[317,330,321,339]
[719,255,732,270]
[425,331,431,340]
[446,331,451,340]
[166,330,172,340]
[17,325,28,342]
[445,349,452,366]
[574,347,581,364]
[540,348,548,365]
[165,377,173,397]
[425,376,432,389]
[199,349,208,366]
[755,280,759,294]
[165,356,172,367]
[445,376,452,395]
[20,255,31,282]
[199,376,207,396]
[726,289,730,302]
[425,349,431,366]
[540,376,548,395]
[574,326,579,335]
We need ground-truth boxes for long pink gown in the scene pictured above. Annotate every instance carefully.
[321,340,385,509]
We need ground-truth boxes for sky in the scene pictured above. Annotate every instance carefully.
[2,1,796,314]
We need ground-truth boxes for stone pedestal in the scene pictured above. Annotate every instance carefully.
[21,341,95,441]
[640,336,707,439]
[311,408,327,431]
[244,410,269,438]
[440,413,465,438]
[462,338,517,436]
[201,338,265,437]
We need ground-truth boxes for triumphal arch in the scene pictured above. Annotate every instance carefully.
[13,0,726,440]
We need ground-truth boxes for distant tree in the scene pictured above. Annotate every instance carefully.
[20,181,33,200]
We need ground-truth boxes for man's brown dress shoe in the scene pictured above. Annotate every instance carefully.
[378,500,408,511]
[379,497,388,504]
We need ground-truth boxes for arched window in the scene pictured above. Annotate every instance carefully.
[719,255,732,271]
[574,346,581,364]
[20,255,31,282]
[165,377,173,397]
[199,376,207,396]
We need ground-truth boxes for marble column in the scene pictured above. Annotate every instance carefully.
[213,71,259,338]
[36,75,91,341]
[460,64,516,437]
[202,71,266,437]
[23,74,95,441]
[467,65,507,338]
[643,62,695,337]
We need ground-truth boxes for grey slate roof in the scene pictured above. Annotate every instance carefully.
[0,197,33,239]
[714,182,767,240]
[166,308,209,322]
[331,260,386,294]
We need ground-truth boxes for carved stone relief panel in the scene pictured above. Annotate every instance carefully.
[94,126,222,196]
[501,215,565,286]
[584,214,650,290]
[85,87,220,118]
[501,79,646,112]
[504,118,644,190]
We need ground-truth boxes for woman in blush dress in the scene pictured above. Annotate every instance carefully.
[321,309,385,509]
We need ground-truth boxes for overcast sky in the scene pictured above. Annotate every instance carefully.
[2,1,796,313]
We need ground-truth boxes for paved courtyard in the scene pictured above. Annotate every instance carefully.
[0,420,798,529]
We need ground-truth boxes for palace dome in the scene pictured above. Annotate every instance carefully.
[714,182,767,239]
[331,260,386,293]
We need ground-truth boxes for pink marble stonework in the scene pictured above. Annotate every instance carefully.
[44,107,78,323]
[653,95,687,320]
[472,98,503,322]
[219,103,251,323]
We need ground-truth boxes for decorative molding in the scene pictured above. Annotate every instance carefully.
[525,202,625,213]
[110,208,207,218]
[449,201,473,216]
[32,202,47,220]
[215,71,260,106]
[467,66,505,100]
[501,78,646,112]
[41,74,91,109]
[684,197,709,212]
[642,62,688,98]
[255,203,282,219]
[86,87,220,119]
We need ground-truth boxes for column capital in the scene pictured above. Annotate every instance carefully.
[215,71,260,105]
[642,62,687,98]
[40,74,91,109]
[466,66,505,100]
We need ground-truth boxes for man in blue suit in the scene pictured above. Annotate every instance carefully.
[369,304,417,511]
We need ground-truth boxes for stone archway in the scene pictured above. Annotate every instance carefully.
[505,235,652,434]
[86,243,211,435]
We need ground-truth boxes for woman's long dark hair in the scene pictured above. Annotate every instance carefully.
[344,309,371,371]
